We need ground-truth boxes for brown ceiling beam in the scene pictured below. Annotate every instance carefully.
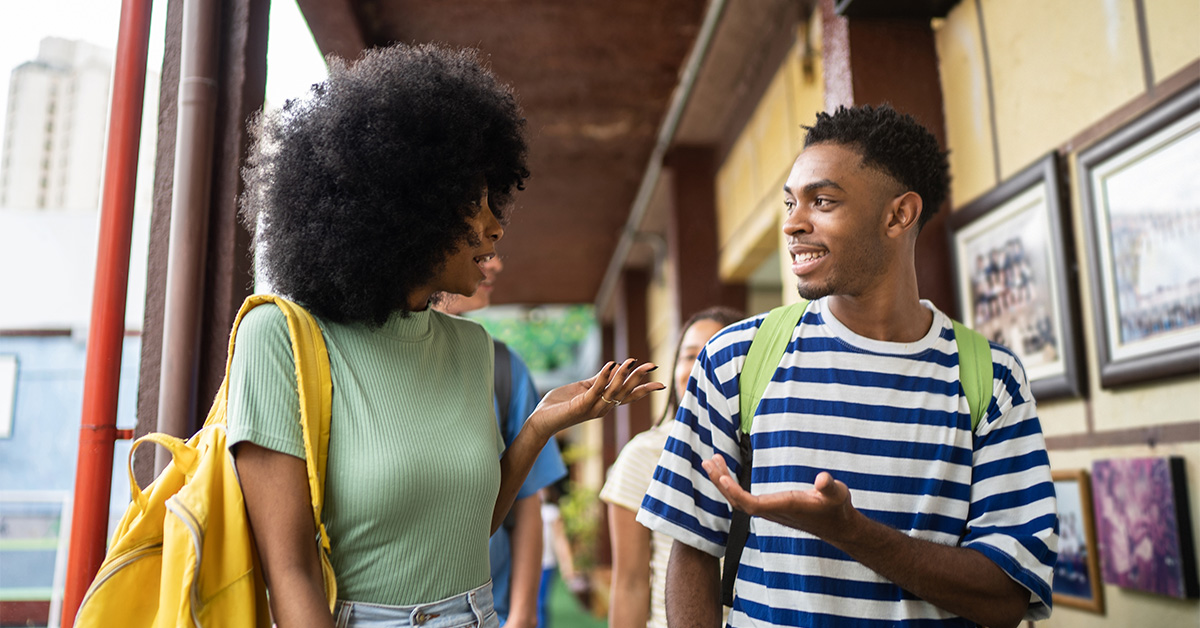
[296,0,368,62]
[594,0,729,321]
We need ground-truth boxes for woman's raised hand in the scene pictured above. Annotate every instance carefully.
[531,359,665,436]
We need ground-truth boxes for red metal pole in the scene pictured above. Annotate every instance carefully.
[61,0,154,624]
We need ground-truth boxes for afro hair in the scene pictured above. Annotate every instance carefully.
[240,43,529,326]
[802,104,950,231]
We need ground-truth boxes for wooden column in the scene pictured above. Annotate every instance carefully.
[135,0,268,483]
[820,0,956,317]
[665,145,747,327]
[611,269,651,459]
[600,321,617,469]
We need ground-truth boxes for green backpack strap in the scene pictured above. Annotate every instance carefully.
[739,301,809,433]
[952,319,992,432]
[723,300,807,606]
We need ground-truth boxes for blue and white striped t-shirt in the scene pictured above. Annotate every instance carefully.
[636,298,1057,627]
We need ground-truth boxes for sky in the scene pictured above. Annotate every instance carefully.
[0,0,329,125]
[0,0,329,329]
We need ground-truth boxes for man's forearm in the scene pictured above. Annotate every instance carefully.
[505,495,543,628]
[665,541,722,628]
[832,512,1029,628]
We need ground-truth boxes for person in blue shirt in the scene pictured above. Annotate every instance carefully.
[437,253,568,628]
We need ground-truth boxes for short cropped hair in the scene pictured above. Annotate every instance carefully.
[802,104,950,231]
[240,43,529,326]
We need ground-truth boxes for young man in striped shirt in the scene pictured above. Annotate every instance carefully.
[636,105,1057,628]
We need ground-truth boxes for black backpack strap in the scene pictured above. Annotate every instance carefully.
[493,339,513,431]
[493,340,519,533]
[721,431,754,606]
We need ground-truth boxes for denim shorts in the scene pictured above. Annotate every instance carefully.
[333,581,498,628]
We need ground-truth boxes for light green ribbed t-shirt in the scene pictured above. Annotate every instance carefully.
[226,303,504,606]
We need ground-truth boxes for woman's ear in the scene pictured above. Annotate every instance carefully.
[885,191,923,239]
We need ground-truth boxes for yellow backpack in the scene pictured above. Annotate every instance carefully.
[74,295,337,627]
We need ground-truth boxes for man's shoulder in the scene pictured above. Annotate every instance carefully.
[703,313,767,364]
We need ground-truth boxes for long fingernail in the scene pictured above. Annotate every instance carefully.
[648,365,658,371]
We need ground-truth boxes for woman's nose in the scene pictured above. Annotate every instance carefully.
[486,209,504,242]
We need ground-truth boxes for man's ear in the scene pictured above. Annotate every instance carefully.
[885,191,923,239]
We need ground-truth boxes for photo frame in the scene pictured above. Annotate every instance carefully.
[950,152,1083,400]
[1052,469,1105,613]
[1091,457,1199,599]
[1077,84,1200,388]
[0,354,14,438]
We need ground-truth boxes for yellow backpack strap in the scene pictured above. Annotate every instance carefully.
[952,320,992,432]
[738,301,808,433]
[224,294,337,608]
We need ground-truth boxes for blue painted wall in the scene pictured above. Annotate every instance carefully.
[0,335,140,518]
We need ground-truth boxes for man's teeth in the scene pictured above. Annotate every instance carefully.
[793,251,826,263]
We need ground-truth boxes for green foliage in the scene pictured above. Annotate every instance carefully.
[473,305,595,373]
[559,480,601,572]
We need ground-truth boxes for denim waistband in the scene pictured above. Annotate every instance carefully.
[333,580,497,628]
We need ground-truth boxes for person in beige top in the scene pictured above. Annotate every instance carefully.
[601,307,742,628]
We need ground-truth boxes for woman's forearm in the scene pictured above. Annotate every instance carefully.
[235,443,335,628]
[607,503,651,628]
[493,419,552,533]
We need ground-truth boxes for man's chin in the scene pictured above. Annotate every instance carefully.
[796,281,830,301]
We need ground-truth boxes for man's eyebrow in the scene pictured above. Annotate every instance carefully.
[783,179,844,195]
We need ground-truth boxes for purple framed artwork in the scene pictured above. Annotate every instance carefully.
[1091,457,1199,599]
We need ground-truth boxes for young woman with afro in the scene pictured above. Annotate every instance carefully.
[229,43,663,628]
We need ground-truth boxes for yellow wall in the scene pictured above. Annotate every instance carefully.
[938,1,1200,626]
[715,23,823,306]
[1145,0,1200,82]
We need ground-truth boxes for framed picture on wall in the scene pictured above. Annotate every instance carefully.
[1077,84,1200,388]
[949,152,1083,400]
[1091,456,1200,599]
[1052,469,1105,613]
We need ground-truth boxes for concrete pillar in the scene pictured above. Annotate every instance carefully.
[820,0,957,317]
[665,145,747,327]
[134,0,268,483]
[611,269,651,459]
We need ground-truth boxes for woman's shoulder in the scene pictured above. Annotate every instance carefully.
[233,302,292,347]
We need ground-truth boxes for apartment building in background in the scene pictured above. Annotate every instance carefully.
[0,38,111,211]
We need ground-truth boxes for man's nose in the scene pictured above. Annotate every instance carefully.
[783,208,811,236]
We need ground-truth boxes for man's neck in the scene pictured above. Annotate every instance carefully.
[826,295,933,343]
[824,266,932,343]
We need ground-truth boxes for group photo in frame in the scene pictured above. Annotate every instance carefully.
[949,152,1084,400]
[1052,469,1105,613]
[1077,83,1200,388]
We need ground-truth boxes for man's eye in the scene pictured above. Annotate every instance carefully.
[784,199,796,213]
